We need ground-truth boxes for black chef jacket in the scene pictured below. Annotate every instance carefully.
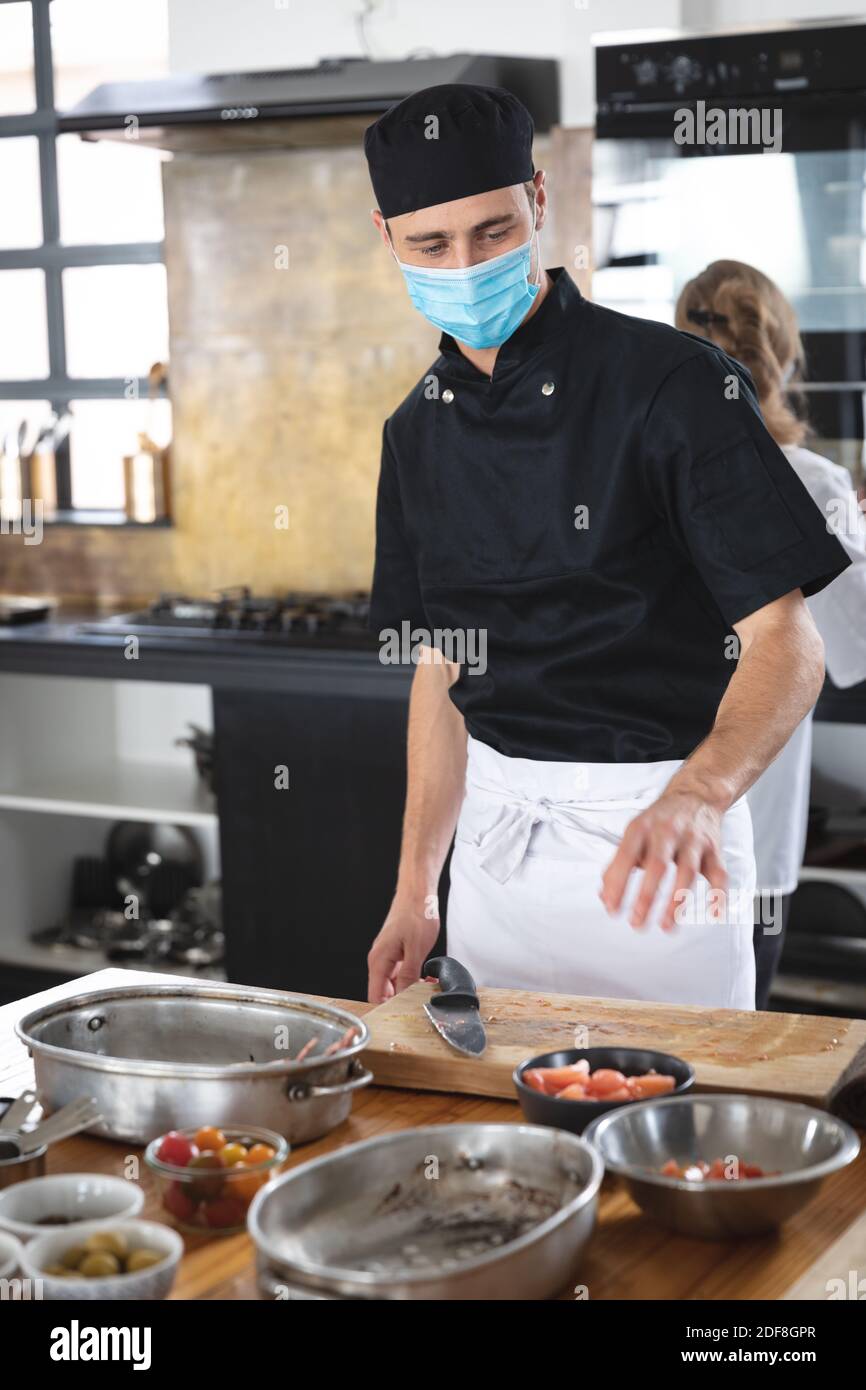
[370,268,850,763]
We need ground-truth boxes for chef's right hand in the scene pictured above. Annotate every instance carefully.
[367,893,440,1004]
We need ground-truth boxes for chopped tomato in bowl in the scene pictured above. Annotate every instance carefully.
[513,1047,694,1135]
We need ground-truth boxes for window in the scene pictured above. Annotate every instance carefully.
[0,0,171,522]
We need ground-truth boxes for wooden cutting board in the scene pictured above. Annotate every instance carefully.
[364,983,866,1109]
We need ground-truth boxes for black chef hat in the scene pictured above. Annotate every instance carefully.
[364,83,534,219]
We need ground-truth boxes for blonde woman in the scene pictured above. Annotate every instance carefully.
[676,260,866,1007]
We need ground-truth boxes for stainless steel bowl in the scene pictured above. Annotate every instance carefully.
[15,983,371,1146]
[584,1093,860,1240]
[249,1122,603,1300]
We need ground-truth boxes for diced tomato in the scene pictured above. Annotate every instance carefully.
[584,1068,627,1098]
[556,1083,589,1101]
[662,1155,775,1181]
[628,1073,677,1099]
[523,1061,679,1105]
[524,1062,591,1094]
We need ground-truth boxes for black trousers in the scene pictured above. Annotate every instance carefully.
[753,892,792,1010]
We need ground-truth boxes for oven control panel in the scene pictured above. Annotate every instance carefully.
[596,23,862,108]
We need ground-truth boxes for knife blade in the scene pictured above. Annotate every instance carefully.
[422,955,487,1056]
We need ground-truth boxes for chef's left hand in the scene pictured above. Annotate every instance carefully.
[599,790,728,931]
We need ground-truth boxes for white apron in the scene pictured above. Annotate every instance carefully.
[447,736,756,1010]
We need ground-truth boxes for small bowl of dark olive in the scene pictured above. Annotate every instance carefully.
[0,1172,144,1239]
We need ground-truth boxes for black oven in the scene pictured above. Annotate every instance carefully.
[594,20,866,478]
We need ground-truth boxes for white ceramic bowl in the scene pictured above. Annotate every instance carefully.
[0,1231,23,1280]
[20,1218,183,1301]
[0,1173,144,1239]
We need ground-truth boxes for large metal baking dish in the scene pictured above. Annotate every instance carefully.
[15,982,371,1145]
[249,1122,603,1300]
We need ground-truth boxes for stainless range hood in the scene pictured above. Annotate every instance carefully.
[58,54,560,152]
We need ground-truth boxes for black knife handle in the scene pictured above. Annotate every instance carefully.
[423,955,479,1006]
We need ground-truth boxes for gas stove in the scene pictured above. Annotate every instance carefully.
[81,588,376,648]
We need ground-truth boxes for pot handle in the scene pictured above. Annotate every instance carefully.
[286,1059,373,1101]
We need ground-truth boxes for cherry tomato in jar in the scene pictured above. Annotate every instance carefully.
[246,1143,276,1167]
[156,1131,199,1167]
[189,1148,224,1169]
[219,1142,248,1168]
[226,1161,263,1205]
[163,1181,198,1224]
[203,1196,247,1229]
[194,1126,226,1153]
[186,1151,226,1201]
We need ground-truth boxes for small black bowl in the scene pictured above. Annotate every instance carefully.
[513,1047,695,1135]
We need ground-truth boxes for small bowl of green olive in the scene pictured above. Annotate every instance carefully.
[20,1219,183,1300]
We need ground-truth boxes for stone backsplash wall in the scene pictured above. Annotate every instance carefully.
[0,128,590,605]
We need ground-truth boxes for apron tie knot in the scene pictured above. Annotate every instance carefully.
[473,789,622,884]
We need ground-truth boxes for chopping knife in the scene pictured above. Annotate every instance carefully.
[422,956,486,1056]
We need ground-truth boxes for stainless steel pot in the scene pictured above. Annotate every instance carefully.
[248,1122,603,1300]
[0,1145,46,1190]
[15,983,371,1146]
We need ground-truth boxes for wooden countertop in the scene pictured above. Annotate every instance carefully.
[2,968,864,1301]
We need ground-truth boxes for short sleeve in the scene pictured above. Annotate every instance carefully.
[369,422,428,636]
[643,348,851,626]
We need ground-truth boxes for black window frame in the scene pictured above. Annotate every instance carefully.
[0,0,165,520]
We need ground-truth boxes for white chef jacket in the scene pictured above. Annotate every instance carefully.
[748,444,866,894]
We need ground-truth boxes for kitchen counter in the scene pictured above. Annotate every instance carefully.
[0,611,862,718]
[2,968,865,1301]
[0,614,410,699]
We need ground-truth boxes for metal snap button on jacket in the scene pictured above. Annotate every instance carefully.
[442,388,454,403]
[541,380,555,396]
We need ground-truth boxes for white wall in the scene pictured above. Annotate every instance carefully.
[167,0,680,126]
[681,0,859,30]
[167,0,861,126]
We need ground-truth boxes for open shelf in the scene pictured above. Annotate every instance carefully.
[0,762,216,826]
[0,939,225,983]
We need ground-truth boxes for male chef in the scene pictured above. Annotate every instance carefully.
[362,84,849,1008]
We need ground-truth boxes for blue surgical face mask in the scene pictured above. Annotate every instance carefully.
[390,209,540,350]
